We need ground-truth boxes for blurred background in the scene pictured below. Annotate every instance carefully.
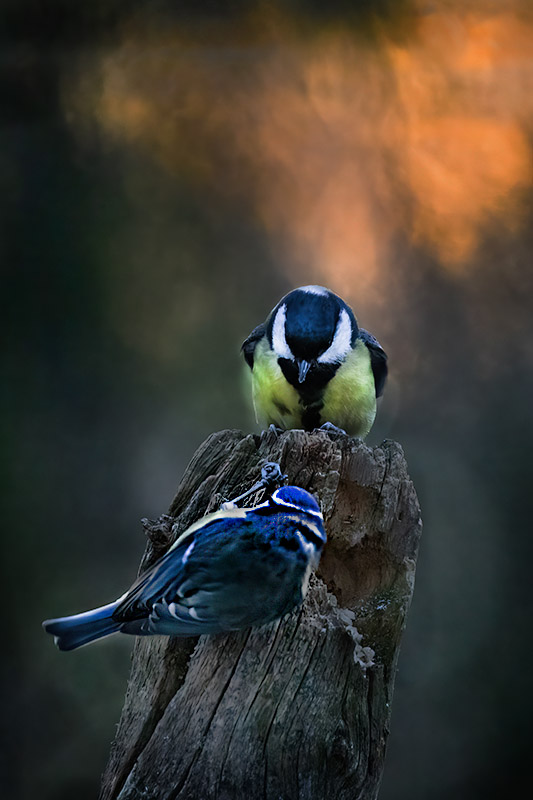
[2,1,533,797]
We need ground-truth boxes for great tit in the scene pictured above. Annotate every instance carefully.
[242,285,387,437]
[43,486,325,651]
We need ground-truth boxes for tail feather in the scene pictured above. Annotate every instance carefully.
[43,601,122,651]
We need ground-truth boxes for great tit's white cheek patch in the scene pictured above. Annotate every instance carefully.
[318,308,352,364]
[271,304,293,360]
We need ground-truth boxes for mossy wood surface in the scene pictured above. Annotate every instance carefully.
[100,428,422,800]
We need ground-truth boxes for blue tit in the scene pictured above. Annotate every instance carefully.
[43,486,325,651]
[242,285,387,437]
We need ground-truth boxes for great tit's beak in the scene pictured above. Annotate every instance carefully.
[298,360,311,383]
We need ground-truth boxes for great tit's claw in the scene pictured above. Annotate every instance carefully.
[318,422,347,435]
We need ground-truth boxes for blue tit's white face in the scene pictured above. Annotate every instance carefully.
[268,286,358,388]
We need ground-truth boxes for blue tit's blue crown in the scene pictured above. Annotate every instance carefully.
[270,485,322,518]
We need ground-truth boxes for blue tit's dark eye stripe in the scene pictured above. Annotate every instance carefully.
[278,536,300,552]
[291,519,326,549]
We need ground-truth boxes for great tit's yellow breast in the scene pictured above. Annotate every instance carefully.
[251,338,302,429]
[321,340,377,437]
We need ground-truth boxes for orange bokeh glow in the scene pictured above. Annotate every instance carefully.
[64,2,533,303]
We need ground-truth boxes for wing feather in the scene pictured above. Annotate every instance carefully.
[114,514,249,621]
[358,328,388,398]
[241,323,266,369]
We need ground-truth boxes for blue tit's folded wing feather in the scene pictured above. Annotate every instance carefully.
[113,513,250,621]
[241,323,266,369]
[146,599,217,636]
[359,328,388,398]
[113,546,188,620]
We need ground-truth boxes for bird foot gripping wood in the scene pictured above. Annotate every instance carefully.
[317,421,348,436]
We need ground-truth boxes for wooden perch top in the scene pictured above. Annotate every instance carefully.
[100,427,422,800]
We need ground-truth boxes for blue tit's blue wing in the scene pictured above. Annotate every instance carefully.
[359,328,388,398]
[113,512,246,622]
[113,547,185,621]
[241,323,266,369]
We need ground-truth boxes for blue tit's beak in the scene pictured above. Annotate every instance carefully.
[298,359,311,383]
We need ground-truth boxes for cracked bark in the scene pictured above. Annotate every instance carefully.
[99,427,422,800]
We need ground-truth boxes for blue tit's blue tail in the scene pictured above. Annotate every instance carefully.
[42,601,122,651]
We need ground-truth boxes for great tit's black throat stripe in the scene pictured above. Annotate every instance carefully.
[278,358,339,394]
[301,404,322,432]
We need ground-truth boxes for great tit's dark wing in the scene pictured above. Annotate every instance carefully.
[359,329,388,398]
[241,323,266,369]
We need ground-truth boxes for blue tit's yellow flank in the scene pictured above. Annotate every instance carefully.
[43,486,325,651]
[242,285,387,437]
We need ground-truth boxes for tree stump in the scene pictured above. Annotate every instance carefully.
[100,427,422,800]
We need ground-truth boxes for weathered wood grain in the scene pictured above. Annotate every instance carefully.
[100,427,422,800]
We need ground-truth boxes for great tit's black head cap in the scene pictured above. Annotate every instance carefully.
[267,285,358,363]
